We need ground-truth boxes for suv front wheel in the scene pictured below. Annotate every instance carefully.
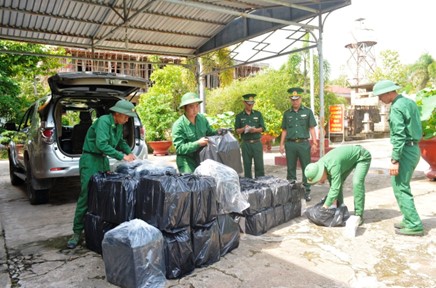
[25,161,50,205]
[9,151,24,186]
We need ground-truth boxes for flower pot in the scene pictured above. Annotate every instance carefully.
[148,140,172,156]
[419,138,436,180]
[261,134,275,152]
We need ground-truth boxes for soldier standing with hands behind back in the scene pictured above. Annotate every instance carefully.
[235,93,266,178]
[279,87,318,201]
[372,80,424,236]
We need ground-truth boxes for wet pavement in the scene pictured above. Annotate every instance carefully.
[0,138,435,288]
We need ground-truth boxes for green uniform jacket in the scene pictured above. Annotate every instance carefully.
[281,105,317,139]
[73,114,131,234]
[319,146,370,207]
[389,95,422,161]
[234,109,266,140]
[82,114,132,159]
[172,113,216,173]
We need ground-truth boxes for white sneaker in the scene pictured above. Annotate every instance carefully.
[344,215,361,238]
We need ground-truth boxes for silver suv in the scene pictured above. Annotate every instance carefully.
[7,72,148,204]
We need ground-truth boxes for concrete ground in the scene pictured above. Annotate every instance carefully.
[0,138,435,288]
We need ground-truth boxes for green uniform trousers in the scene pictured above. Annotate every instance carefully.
[333,147,371,217]
[241,140,264,178]
[392,145,423,230]
[72,153,110,234]
[285,141,311,191]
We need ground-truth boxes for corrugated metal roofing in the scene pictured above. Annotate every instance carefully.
[0,0,351,59]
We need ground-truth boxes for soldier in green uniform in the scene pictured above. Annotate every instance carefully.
[67,100,137,249]
[304,145,372,225]
[172,92,218,174]
[234,93,266,178]
[279,87,318,201]
[373,80,424,236]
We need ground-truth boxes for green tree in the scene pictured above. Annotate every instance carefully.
[408,53,435,92]
[200,48,235,87]
[0,40,65,123]
[370,50,408,89]
[137,61,195,141]
[0,74,21,123]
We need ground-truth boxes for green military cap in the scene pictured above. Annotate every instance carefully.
[242,93,256,104]
[372,80,400,96]
[179,92,202,108]
[109,100,136,117]
[305,162,324,184]
[288,87,304,100]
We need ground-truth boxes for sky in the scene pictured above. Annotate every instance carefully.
[267,0,436,79]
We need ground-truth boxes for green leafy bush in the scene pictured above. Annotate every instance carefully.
[137,93,179,141]
[206,111,235,130]
[416,88,436,139]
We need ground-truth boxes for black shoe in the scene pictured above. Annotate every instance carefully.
[304,193,312,202]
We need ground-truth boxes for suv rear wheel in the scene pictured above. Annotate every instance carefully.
[25,161,50,205]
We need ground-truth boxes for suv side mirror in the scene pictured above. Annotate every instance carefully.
[4,122,17,131]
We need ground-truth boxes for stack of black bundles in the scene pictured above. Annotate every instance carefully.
[102,219,166,288]
[136,174,194,279]
[239,176,304,236]
[85,172,138,254]
[182,174,221,267]
[239,177,273,235]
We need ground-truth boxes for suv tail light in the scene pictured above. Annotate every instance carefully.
[40,128,54,144]
[140,127,145,140]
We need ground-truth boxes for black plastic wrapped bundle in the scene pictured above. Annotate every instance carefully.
[162,228,195,279]
[199,136,220,162]
[84,212,117,255]
[199,133,243,174]
[216,132,243,174]
[240,185,273,216]
[256,176,292,207]
[88,172,104,215]
[305,198,350,227]
[191,219,220,268]
[102,219,166,288]
[284,201,301,222]
[274,205,285,226]
[181,174,218,227]
[216,214,240,256]
[245,211,267,236]
[245,207,277,236]
[88,172,138,224]
[136,175,191,231]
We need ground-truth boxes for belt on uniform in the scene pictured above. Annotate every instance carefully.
[83,150,105,157]
[405,141,418,146]
[286,138,308,143]
[244,139,260,143]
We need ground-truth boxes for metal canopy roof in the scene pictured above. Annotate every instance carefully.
[0,0,351,64]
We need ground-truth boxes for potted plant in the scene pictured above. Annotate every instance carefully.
[136,93,179,156]
[416,88,436,180]
[256,100,282,152]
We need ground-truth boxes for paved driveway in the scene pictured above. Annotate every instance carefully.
[0,138,435,288]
